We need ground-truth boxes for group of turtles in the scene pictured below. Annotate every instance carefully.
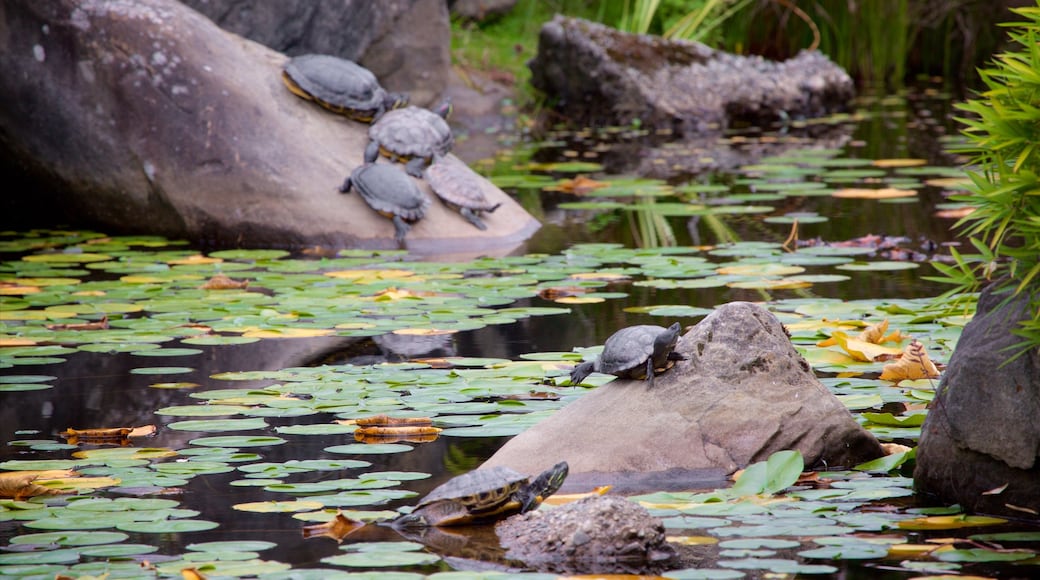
[282,54,500,245]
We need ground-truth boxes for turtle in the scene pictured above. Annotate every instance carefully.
[570,322,685,387]
[339,162,430,246]
[282,54,407,122]
[365,102,454,177]
[423,156,501,230]
[392,461,569,528]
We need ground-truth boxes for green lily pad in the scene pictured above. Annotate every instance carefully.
[188,435,287,448]
[325,444,413,455]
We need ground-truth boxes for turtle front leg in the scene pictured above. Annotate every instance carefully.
[404,157,426,178]
[391,215,411,246]
[645,357,656,388]
[338,176,353,194]
[460,207,488,230]
[364,141,381,164]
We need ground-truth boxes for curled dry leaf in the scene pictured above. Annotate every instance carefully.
[856,319,907,345]
[879,340,941,384]
[301,511,365,542]
[538,286,588,301]
[881,443,913,455]
[199,273,249,290]
[354,432,439,444]
[546,175,609,195]
[0,471,76,500]
[353,426,442,437]
[46,316,110,331]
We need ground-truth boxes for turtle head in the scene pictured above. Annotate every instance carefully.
[433,99,453,121]
[518,461,569,513]
[391,511,428,529]
[569,360,596,386]
[386,92,410,111]
[535,461,569,499]
[655,322,682,352]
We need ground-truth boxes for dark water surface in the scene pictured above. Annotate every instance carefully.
[3,85,1038,577]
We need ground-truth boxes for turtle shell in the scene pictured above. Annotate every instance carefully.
[416,466,528,513]
[425,157,498,213]
[347,163,430,221]
[369,106,454,163]
[597,323,681,378]
[282,54,402,122]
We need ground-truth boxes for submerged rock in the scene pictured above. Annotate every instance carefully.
[915,284,1040,517]
[496,496,675,574]
[0,0,538,253]
[483,301,883,479]
[529,16,854,133]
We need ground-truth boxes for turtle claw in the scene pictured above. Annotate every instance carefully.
[461,207,488,230]
[339,176,353,194]
[364,141,381,164]
[404,157,426,178]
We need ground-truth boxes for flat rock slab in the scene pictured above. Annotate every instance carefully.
[0,0,538,254]
[484,302,883,480]
[529,16,854,133]
[915,285,1040,517]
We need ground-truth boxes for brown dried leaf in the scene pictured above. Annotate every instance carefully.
[542,485,612,506]
[46,316,110,331]
[353,415,433,427]
[301,512,365,542]
[879,340,941,384]
[0,471,75,500]
[199,274,248,290]
[62,425,156,445]
[354,426,442,437]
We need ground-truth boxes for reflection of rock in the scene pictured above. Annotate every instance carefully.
[497,496,675,574]
[374,332,456,360]
[484,302,883,479]
[0,0,539,254]
[179,0,451,106]
[529,16,854,134]
[915,284,1040,517]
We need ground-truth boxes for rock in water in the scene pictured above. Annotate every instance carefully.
[528,16,854,134]
[483,301,883,478]
[915,284,1040,517]
[496,496,675,574]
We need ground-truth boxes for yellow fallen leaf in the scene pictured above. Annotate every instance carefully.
[871,158,927,168]
[324,269,417,284]
[168,254,223,265]
[554,296,606,304]
[391,328,457,336]
[542,486,611,506]
[879,340,941,383]
[816,331,904,362]
[569,272,630,281]
[886,543,940,558]
[898,515,1006,530]
[832,187,917,199]
[924,177,972,188]
[0,337,37,347]
[241,328,334,338]
[198,274,248,290]
[37,476,121,492]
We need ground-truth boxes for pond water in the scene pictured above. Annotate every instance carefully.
[2,83,1039,578]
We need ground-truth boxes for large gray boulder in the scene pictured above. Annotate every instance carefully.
[915,285,1040,517]
[484,302,883,479]
[178,0,451,105]
[0,0,538,254]
[529,16,854,133]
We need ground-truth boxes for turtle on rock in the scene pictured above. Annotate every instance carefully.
[392,462,569,528]
[339,163,430,246]
[282,54,407,122]
[424,156,501,230]
[570,323,685,387]
[365,101,454,177]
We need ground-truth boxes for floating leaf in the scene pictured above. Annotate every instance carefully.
[832,187,917,199]
[898,515,1007,530]
[816,331,904,362]
[879,340,941,383]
